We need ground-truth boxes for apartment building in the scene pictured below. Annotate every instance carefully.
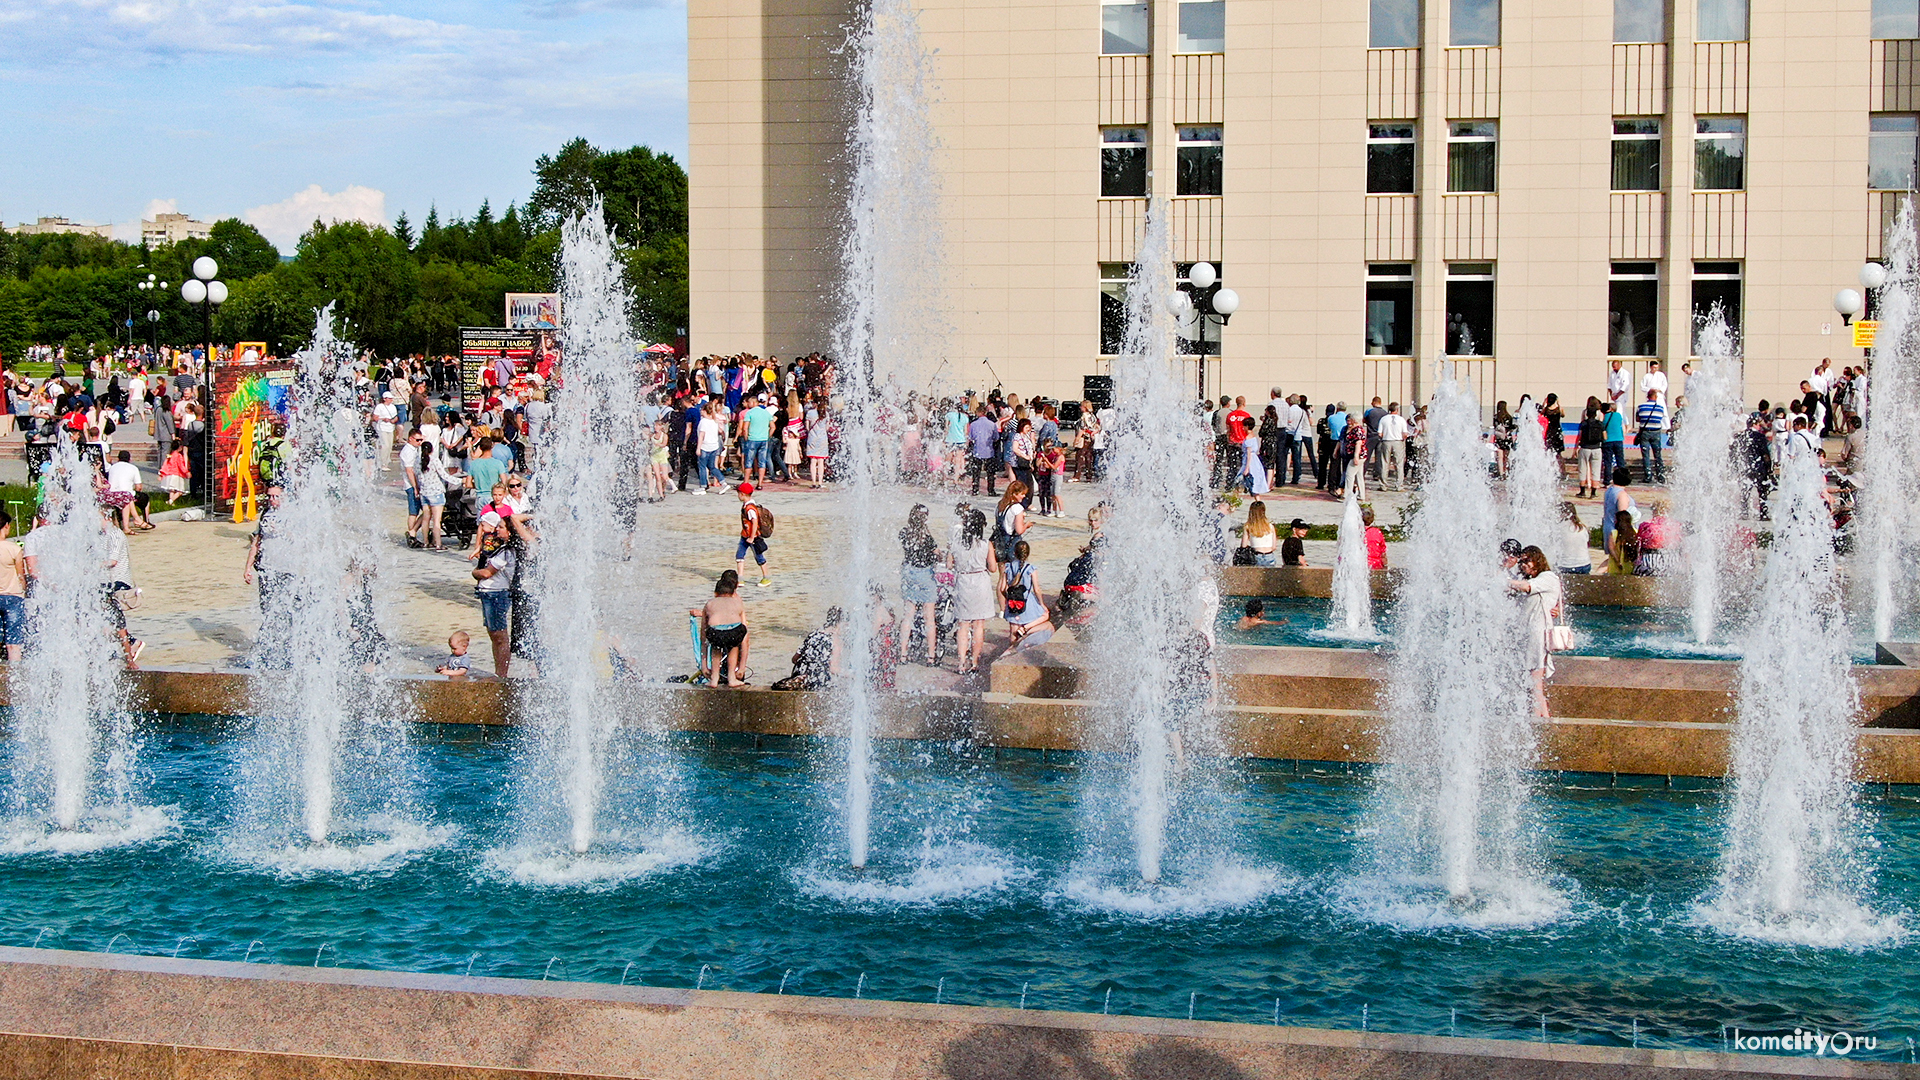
[690,0,1912,407]
[7,216,114,239]
[142,212,213,247]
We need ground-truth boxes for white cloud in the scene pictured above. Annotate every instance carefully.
[143,198,179,219]
[244,184,387,251]
[1,1,488,64]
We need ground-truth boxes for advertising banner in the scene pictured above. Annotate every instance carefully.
[459,327,559,405]
[211,348,294,520]
[505,293,562,330]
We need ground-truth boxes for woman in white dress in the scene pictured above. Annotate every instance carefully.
[1508,545,1564,718]
[949,508,1000,674]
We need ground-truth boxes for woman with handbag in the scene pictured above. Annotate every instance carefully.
[1509,545,1565,718]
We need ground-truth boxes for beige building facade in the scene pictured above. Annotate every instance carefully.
[142,212,213,247]
[690,0,1914,409]
[7,216,114,238]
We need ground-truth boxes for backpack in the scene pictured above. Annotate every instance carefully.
[989,513,1011,561]
[754,503,775,538]
[1004,562,1029,615]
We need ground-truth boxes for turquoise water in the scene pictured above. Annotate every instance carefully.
[0,717,1914,1060]
[1218,596,1890,664]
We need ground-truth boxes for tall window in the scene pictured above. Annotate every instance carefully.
[1366,264,1415,356]
[1174,264,1225,355]
[1446,263,1495,356]
[1371,0,1420,46]
[1178,0,1225,51]
[1609,262,1659,357]
[1696,0,1747,40]
[1614,0,1665,41]
[1451,0,1499,45]
[1100,263,1132,355]
[1102,0,1150,54]
[1875,0,1920,38]
[1447,121,1497,192]
[1871,115,1919,190]
[1612,119,1662,191]
[1368,124,1417,193]
[1694,117,1746,190]
[1692,261,1742,354]
[1101,127,1149,197]
[1178,126,1223,196]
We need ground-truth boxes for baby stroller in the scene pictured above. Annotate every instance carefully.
[440,487,479,549]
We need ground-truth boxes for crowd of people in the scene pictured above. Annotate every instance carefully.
[0,334,1873,699]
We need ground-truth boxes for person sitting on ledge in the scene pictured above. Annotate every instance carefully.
[772,606,841,691]
[699,570,751,688]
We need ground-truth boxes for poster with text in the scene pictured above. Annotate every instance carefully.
[459,328,560,405]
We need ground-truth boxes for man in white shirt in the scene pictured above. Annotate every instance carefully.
[371,392,399,471]
[1376,402,1411,490]
[1638,360,1669,421]
[1286,395,1314,485]
[399,428,427,548]
[696,402,727,493]
[1782,416,1820,463]
[1607,359,1631,408]
[105,450,149,534]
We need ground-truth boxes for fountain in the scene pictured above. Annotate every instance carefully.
[1671,306,1746,643]
[234,308,429,867]
[1329,485,1372,636]
[2,439,152,849]
[1503,398,1559,554]
[1701,454,1899,946]
[1862,198,1920,642]
[1356,361,1560,924]
[1068,200,1267,903]
[497,201,696,881]
[829,0,948,870]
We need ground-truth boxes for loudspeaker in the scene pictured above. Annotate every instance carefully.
[1083,374,1113,409]
[1058,400,1083,423]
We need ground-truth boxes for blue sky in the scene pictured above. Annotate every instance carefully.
[0,0,688,251]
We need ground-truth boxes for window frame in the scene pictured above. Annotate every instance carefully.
[1365,263,1416,357]
[1101,0,1151,56]
[1447,120,1499,193]
[1608,262,1660,358]
[1611,118,1662,192]
[1099,262,1133,356]
[1368,123,1417,194]
[1874,0,1920,39]
[1176,125,1224,197]
[1691,260,1743,355]
[1870,114,1919,191]
[1450,0,1500,45]
[1175,0,1225,53]
[1100,126,1150,198]
[1693,116,1746,191]
[1614,0,1666,42]
[1370,0,1421,47]
[1445,262,1496,357]
[1696,0,1748,41]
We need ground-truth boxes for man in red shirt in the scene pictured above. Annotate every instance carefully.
[1225,396,1253,444]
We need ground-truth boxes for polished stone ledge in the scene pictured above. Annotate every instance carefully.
[1221,567,1668,607]
[0,947,1898,1080]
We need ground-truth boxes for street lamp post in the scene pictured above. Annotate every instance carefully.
[136,273,167,363]
[181,257,226,502]
[1166,262,1240,399]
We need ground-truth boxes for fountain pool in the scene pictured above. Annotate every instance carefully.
[1216,596,1905,664]
[0,715,1912,1060]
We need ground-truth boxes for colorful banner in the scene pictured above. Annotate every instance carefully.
[459,327,560,405]
[211,351,295,518]
[505,293,562,330]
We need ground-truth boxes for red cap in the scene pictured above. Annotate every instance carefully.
[737,482,755,495]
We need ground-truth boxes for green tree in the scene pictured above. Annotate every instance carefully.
[526,137,603,231]
[0,282,34,364]
[286,221,417,354]
[593,146,689,246]
[216,268,315,354]
[393,211,415,251]
[625,235,690,342]
[204,219,283,280]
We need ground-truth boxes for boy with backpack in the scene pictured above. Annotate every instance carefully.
[736,482,775,587]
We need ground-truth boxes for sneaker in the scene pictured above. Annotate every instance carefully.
[714,484,731,493]
[691,489,706,496]
[758,577,772,588]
